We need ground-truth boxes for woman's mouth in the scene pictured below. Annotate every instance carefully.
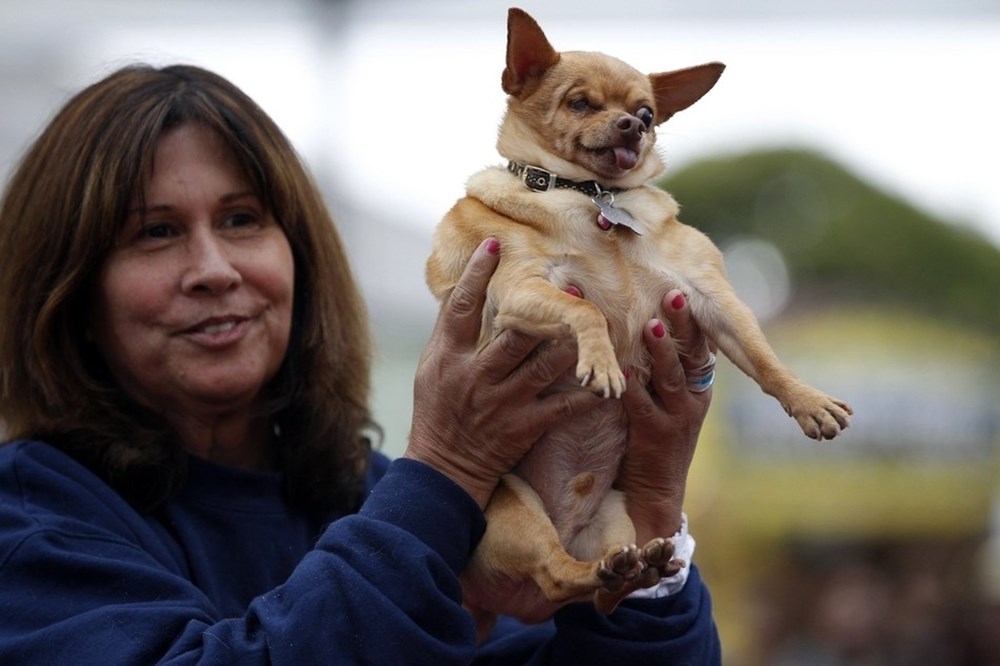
[183,316,250,346]
[198,321,238,335]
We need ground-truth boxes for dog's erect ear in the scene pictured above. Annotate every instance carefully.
[502,8,560,97]
[650,62,726,125]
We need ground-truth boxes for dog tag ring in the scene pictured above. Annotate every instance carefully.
[592,192,642,235]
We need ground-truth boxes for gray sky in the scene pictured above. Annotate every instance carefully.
[3,0,999,249]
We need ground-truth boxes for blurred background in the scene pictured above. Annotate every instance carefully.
[2,0,998,662]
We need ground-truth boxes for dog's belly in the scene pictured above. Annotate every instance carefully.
[513,396,628,559]
[505,248,676,558]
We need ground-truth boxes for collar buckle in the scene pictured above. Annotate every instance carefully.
[522,165,556,192]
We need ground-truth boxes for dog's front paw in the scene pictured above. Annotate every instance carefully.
[576,336,625,398]
[785,389,853,440]
[578,363,627,399]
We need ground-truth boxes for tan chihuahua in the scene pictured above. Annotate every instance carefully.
[426,8,852,630]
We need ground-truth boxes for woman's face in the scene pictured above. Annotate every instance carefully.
[92,123,295,420]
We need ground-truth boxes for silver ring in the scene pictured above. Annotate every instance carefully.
[686,352,716,393]
[687,369,715,393]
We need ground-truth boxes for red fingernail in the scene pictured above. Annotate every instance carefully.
[651,321,666,338]
[485,239,500,255]
[671,293,686,310]
[564,285,582,298]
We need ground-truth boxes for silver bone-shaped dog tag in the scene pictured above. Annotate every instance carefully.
[591,192,642,235]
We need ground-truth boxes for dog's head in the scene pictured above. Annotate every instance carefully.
[497,8,724,189]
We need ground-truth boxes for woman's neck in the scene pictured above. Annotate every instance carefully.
[173,411,275,471]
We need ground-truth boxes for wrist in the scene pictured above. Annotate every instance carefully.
[628,513,696,599]
[402,448,495,509]
[627,492,685,545]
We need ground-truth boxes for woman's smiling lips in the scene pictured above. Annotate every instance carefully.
[181,315,252,346]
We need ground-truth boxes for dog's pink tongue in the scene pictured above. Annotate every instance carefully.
[614,147,638,170]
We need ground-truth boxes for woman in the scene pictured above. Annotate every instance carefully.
[0,64,719,663]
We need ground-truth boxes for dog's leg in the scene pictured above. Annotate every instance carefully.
[464,475,642,610]
[493,281,626,398]
[688,282,852,439]
[655,223,851,439]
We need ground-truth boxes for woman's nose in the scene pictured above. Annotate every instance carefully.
[181,228,241,295]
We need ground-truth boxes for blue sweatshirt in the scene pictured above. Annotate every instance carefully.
[0,440,720,664]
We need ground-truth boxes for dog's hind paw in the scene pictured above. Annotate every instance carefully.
[596,544,643,592]
[640,537,685,584]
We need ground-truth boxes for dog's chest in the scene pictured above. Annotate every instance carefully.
[469,168,682,355]
[544,195,672,350]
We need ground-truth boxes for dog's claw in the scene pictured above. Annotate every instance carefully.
[577,365,626,399]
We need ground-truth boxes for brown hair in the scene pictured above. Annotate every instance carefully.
[0,64,376,514]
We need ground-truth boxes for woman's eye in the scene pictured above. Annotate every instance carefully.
[222,211,265,232]
[636,107,654,127]
[139,222,176,240]
[227,212,257,227]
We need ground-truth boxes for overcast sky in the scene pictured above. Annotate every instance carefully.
[327,2,1000,247]
[2,0,999,248]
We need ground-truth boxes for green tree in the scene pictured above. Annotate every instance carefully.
[661,148,1000,334]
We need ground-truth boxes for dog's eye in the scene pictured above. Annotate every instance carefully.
[569,98,590,112]
[636,107,654,128]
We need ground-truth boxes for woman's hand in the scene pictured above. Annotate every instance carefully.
[405,239,602,509]
[619,290,714,543]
